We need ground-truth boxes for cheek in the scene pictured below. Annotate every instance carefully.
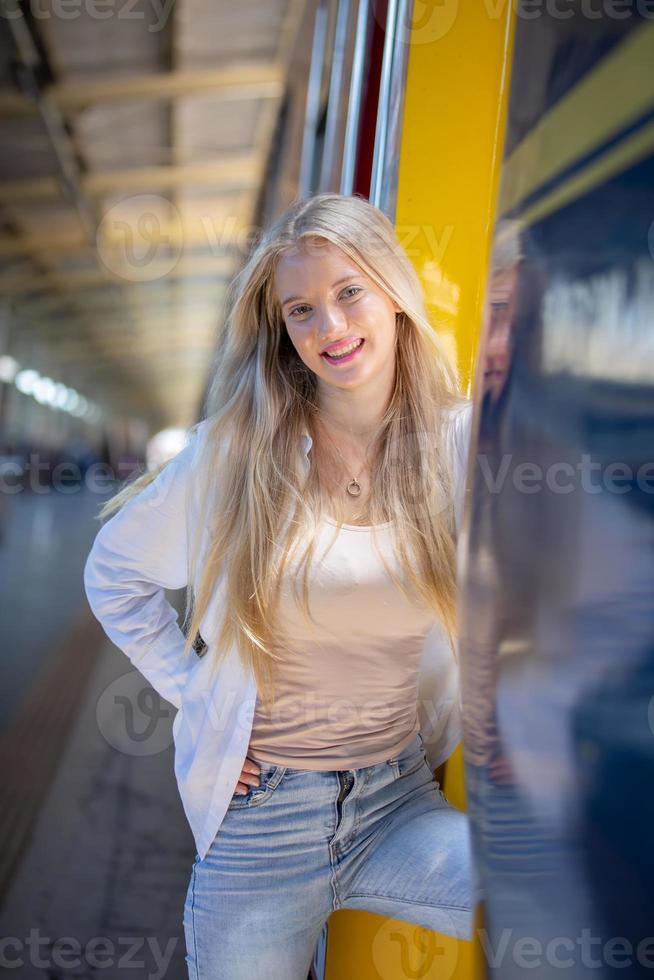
[285,322,318,359]
[358,297,396,333]
[284,322,303,346]
[366,313,397,349]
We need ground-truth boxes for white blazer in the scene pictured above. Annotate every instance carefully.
[84,402,472,859]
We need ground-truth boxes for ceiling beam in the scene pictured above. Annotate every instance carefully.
[0,63,284,117]
[0,155,261,203]
[2,255,234,294]
[0,214,251,258]
[14,283,228,318]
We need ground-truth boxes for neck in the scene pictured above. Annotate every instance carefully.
[315,360,396,440]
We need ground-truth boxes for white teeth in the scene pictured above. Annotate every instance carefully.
[324,338,363,359]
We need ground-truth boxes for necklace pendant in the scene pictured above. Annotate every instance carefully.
[346,479,362,497]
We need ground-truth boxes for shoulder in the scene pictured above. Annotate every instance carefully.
[136,418,212,512]
[173,417,216,470]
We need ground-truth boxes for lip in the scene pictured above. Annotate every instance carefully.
[320,337,364,354]
[320,338,365,365]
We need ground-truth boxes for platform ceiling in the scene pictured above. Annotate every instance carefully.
[0,0,305,432]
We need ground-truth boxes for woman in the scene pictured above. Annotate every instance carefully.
[84,192,474,979]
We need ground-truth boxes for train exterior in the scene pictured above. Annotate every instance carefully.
[461,10,654,980]
[264,3,654,979]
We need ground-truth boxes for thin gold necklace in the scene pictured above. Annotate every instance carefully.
[315,416,377,498]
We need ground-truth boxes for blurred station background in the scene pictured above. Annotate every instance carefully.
[0,0,653,978]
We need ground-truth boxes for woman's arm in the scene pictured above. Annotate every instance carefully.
[417,402,475,772]
[83,424,206,710]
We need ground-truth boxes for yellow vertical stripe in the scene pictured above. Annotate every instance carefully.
[395,1,515,395]
[325,5,514,979]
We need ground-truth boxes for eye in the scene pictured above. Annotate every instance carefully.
[342,285,362,299]
[289,304,311,317]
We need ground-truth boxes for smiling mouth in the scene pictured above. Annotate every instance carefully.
[320,338,365,362]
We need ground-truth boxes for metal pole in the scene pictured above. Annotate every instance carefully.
[340,0,370,196]
[369,0,413,218]
[319,0,352,192]
[299,0,330,197]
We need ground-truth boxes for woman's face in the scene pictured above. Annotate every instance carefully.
[274,238,401,390]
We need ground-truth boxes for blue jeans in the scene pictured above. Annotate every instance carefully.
[183,732,473,979]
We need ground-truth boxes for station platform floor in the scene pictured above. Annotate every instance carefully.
[0,485,194,978]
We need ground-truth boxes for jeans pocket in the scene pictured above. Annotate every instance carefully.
[227,764,287,809]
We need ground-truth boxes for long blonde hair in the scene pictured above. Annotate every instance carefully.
[98,192,465,710]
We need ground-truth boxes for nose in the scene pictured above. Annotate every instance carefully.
[317,303,347,344]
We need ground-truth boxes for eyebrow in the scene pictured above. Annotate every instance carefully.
[281,274,360,308]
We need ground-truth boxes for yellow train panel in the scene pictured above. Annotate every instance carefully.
[325,3,514,977]
[396,0,515,395]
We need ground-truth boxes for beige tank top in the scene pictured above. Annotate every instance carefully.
[246,516,438,770]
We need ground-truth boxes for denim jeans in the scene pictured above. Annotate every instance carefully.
[183,731,473,979]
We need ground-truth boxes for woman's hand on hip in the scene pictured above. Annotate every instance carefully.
[233,757,261,795]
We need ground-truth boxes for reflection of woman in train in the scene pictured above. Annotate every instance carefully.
[464,219,525,784]
[84,193,473,979]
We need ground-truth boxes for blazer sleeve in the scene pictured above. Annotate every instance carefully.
[83,425,205,710]
[447,401,474,537]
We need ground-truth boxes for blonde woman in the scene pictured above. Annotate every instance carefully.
[84,192,474,979]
